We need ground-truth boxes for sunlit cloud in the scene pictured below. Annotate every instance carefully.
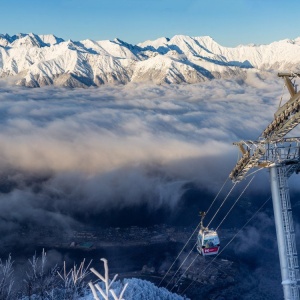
[0,73,293,235]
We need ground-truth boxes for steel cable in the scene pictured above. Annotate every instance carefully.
[165,243,197,289]
[216,175,255,231]
[158,177,229,287]
[207,182,237,228]
[180,196,271,296]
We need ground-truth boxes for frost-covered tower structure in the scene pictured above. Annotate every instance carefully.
[230,73,300,300]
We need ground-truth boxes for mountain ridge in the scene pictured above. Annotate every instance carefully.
[0,33,299,87]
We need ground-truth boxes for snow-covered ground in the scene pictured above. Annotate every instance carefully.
[80,278,188,300]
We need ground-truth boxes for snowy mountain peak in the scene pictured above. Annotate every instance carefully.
[294,37,300,44]
[196,35,215,41]
[0,33,27,46]
[11,33,46,48]
[0,33,300,88]
[138,37,170,49]
[194,35,220,47]
[170,34,194,42]
[113,38,125,44]
[0,36,10,47]
[0,33,64,48]
[38,34,64,46]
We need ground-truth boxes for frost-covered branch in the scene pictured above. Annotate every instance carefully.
[57,258,92,299]
[23,249,58,299]
[0,254,14,300]
[89,258,128,300]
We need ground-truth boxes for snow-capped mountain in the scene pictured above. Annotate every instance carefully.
[0,32,299,87]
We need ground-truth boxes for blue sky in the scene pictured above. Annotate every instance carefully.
[1,0,299,46]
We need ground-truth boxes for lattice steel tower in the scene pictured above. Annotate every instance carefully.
[230,73,300,300]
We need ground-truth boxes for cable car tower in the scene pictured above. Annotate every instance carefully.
[230,73,300,300]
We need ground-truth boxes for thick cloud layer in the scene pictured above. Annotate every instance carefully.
[0,73,298,244]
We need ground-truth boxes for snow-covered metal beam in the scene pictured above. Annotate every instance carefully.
[229,138,300,182]
[262,75,300,140]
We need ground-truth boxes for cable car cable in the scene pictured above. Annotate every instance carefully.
[170,253,199,292]
[207,182,238,228]
[244,166,265,179]
[205,177,229,216]
[158,177,230,287]
[200,175,258,256]
[168,177,251,291]
[165,243,197,289]
[215,175,256,231]
[166,180,238,287]
[158,226,199,287]
[277,82,286,109]
[181,196,271,295]
[180,196,271,296]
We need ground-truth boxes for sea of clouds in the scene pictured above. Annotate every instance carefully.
[0,72,299,247]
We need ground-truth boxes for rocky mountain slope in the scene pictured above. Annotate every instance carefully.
[0,33,299,87]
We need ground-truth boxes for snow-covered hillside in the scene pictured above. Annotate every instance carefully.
[0,33,299,87]
[80,278,188,300]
